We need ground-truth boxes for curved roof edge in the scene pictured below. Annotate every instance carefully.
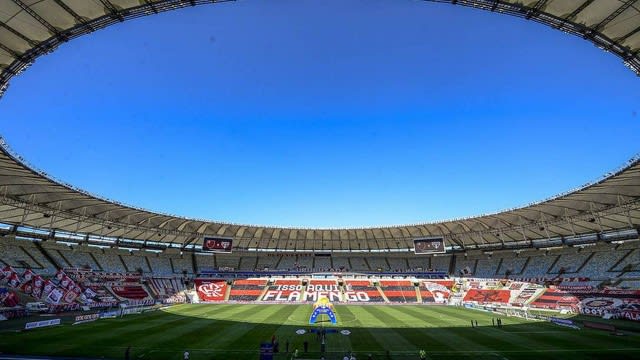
[1,136,639,250]
[0,135,639,230]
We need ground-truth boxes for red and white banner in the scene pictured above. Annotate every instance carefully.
[46,287,65,304]
[32,275,44,299]
[20,280,33,295]
[7,272,20,288]
[60,275,74,290]
[195,279,227,301]
[0,291,19,307]
[1,266,15,280]
[53,269,66,284]
[63,290,80,304]
[42,279,55,298]
[22,269,34,282]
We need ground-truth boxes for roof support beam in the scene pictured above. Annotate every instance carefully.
[595,0,637,31]
[10,0,67,41]
[525,0,548,20]
[0,22,37,47]
[97,0,124,22]
[566,0,597,22]
[52,0,94,32]
[617,23,640,43]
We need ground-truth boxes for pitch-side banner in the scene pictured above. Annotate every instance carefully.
[195,279,227,301]
[202,237,233,253]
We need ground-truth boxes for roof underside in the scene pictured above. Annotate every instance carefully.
[0,0,639,250]
[1,141,639,250]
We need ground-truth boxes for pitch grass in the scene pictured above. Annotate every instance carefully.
[1,304,639,360]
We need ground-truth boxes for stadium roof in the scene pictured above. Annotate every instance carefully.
[1,139,639,250]
[0,0,639,251]
[0,0,639,98]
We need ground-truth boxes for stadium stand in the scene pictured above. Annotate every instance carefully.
[519,252,557,277]
[170,255,194,275]
[276,255,298,271]
[314,256,331,272]
[368,257,389,271]
[238,255,258,271]
[332,256,350,271]
[120,252,151,273]
[344,280,384,302]
[349,257,370,272]
[228,279,267,301]
[497,256,527,276]
[379,280,418,303]
[145,253,174,276]
[194,254,216,272]
[255,255,278,271]
[216,255,240,271]
[430,255,451,273]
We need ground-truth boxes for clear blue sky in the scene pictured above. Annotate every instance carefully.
[1,0,639,228]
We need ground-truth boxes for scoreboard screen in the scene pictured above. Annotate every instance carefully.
[413,237,445,254]
[202,237,233,253]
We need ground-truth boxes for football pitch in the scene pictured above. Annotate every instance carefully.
[1,304,639,360]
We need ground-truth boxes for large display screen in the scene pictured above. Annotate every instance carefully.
[413,237,445,254]
[202,237,233,253]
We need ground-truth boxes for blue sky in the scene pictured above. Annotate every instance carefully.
[1,0,639,228]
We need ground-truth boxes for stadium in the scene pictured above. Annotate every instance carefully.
[1,0,640,359]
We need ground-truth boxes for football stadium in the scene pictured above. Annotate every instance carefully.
[1,1,640,360]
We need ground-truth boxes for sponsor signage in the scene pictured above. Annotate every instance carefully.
[100,310,120,319]
[73,313,100,324]
[413,238,445,254]
[24,318,61,330]
[202,237,233,253]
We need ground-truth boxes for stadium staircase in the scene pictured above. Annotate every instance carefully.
[609,250,634,272]
[519,257,531,276]
[34,242,60,269]
[259,283,270,300]
[144,257,152,274]
[495,258,503,277]
[274,256,283,269]
[525,287,547,305]
[415,285,422,303]
[56,250,72,268]
[20,246,44,269]
[118,255,128,272]
[576,252,595,273]
[547,255,561,274]
[375,284,389,302]
[88,253,103,271]
[192,253,198,274]
[224,283,231,301]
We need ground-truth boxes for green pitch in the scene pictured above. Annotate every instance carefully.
[1,304,638,360]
